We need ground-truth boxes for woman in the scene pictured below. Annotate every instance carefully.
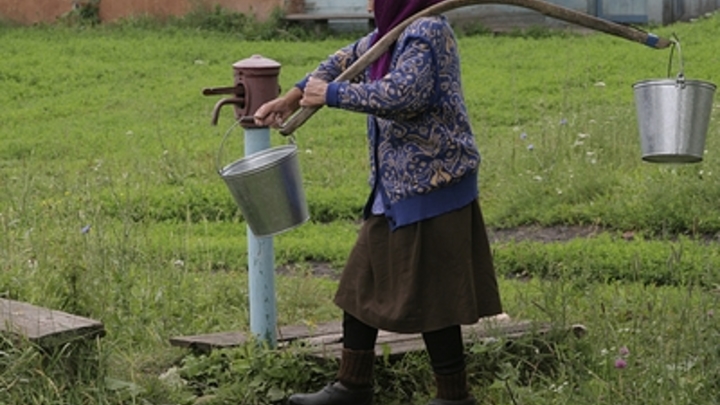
[254,1,503,404]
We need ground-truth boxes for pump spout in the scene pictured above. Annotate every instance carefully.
[210,97,245,126]
[203,85,245,96]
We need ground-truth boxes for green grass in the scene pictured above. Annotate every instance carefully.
[1,10,720,405]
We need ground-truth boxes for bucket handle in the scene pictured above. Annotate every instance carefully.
[216,118,243,175]
[216,118,297,174]
[667,34,686,86]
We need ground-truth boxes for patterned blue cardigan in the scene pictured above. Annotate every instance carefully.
[298,16,480,230]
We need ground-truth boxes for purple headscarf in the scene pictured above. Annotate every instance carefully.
[370,0,445,80]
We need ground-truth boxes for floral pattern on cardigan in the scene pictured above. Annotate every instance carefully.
[302,16,480,225]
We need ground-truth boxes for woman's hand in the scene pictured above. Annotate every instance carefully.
[300,77,328,108]
[254,87,302,128]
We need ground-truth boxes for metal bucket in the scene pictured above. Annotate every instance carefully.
[219,144,309,237]
[634,78,716,163]
[633,39,716,163]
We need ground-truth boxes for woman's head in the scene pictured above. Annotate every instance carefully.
[369,0,445,80]
[372,0,444,35]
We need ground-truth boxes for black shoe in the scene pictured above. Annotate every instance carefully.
[428,396,477,405]
[287,382,373,405]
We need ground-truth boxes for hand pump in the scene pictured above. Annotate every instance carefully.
[204,55,282,347]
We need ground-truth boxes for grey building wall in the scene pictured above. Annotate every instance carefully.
[668,0,720,22]
[445,0,594,31]
[302,0,367,14]
[448,0,720,29]
[595,0,649,22]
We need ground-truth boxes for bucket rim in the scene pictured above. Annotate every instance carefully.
[642,153,704,164]
[219,144,298,178]
[633,78,717,90]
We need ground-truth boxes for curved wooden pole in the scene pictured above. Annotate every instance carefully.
[279,0,672,136]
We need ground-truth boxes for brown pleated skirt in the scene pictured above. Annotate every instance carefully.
[334,200,503,333]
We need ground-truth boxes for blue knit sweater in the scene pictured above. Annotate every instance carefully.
[298,16,480,229]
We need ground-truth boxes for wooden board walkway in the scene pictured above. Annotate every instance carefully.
[170,316,586,358]
[0,298,105,347]
[284,13,375,33]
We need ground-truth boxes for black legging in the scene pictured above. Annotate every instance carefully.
[342,312,465,375]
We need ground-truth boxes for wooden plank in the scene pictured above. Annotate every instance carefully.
[169,320,404,352]
[170,321,344,352]
[0,298,105,346]
[311,319,523,359]
[278,321,343,341]
[169,315,586,358]
[310,319,587,359]
[283,12,375,34]
[284,13,374,21]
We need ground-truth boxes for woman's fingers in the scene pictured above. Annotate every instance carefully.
[301,77,328,107]
[254,100,287,127]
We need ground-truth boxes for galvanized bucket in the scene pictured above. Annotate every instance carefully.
[633,39,716,163]
[218,132,309,237]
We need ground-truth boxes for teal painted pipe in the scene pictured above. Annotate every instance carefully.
[245,126,277,347]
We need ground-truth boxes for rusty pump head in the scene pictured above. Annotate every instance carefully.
[203,55,281,128]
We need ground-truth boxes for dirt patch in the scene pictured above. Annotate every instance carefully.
[277,261,342,279]
[487,225,604,243]
[277,225,606,280]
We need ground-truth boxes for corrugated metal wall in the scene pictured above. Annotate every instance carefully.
[596,0,648,22]
[444,0,592,31]
[671,0,720,21]
[302,0,720,28]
